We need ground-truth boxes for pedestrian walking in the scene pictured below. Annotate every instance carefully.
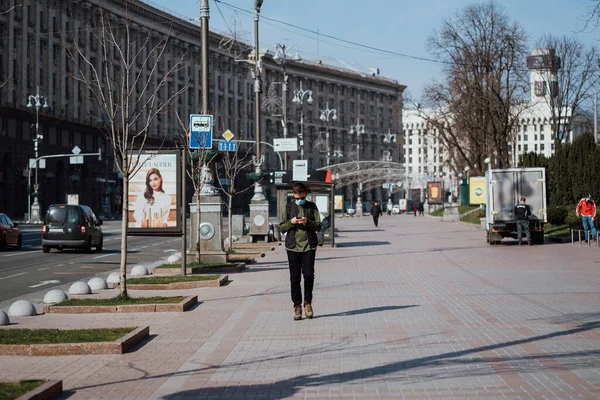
[279,182,323,321]
[576,194,597,242]
[371,201,382,227]
[515,196,532,246]
[413,202,418,217]
[418,202,424,216]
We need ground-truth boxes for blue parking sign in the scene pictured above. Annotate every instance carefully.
[189,114,213,149]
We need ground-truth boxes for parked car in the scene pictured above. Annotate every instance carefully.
[42,204,103,253]
[391,204,400,214]
[0,213,22,250]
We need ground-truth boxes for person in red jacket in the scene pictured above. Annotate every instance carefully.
[576,194,597,242]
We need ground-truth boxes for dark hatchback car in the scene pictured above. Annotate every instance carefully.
[42,204,103,253]
[0,213,22,250]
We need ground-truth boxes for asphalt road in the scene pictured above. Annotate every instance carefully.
[0,220,186,304]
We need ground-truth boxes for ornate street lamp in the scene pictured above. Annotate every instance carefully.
[319,102,337,166]
[292,81,313,160]
[26,86,49,222]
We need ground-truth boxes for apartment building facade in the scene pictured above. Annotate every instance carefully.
[0,0,405,218]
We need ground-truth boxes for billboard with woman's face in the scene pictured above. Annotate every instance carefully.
[126,150,181,236]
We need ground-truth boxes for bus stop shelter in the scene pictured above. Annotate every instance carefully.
[275,181,336,248]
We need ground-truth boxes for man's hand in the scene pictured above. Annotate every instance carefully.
[297,217,308,225]
[291,217,299,224]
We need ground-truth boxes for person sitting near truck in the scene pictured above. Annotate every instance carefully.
[514,197,532,246]
[576,194,597,242]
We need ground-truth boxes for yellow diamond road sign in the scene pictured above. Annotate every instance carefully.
[222,129,234,142]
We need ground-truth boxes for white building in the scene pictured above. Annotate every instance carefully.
[402,48,589,200]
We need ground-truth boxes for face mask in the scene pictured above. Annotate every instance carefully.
[295,198,307,206]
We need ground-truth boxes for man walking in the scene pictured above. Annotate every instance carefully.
[279,182,322,320]
[371,201,382,227]
[515,197,532,246]
[576,194,597,242]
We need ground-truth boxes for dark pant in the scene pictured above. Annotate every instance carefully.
[287,250,316,306]
[517,220,531,244]
[373,215,379,227]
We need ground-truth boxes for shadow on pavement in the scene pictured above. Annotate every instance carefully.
[70,320,600,398]
[335,241,391,248]
[159,321,600,400]
[316,305,418,318]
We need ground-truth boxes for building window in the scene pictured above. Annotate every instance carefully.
[540,144,545,151]
[534,81,546,97]
[524,135,528,141]
[540,125,544,131]
[522,125,527,132]
[540,134,544,141]
[534,134,537,140]
[534,144,538,151]
[524,144,528,152]
[518,144,521,151]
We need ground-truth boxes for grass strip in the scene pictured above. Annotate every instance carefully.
[127,276,220,284]
[544,223,570,237]
[458,205,478,214]
[460,212,484,224]
[156,262,236,269]
[59,296,187,306]
[0,380,46,399]
[0,328,135,345]
[430,207,444,217]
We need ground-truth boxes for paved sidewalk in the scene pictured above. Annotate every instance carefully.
[1,215,599,399]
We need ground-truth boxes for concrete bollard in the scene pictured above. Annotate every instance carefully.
[0,310,10,325]
[8,300,37,316]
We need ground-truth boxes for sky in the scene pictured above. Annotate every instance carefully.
[146,0,599,99]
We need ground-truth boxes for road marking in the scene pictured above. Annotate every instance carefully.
[53,272,82,275]
[0,272,28,280]
[93,253,114,259]
[163,249,179,252]
[141,245,148,249]
[2,252,36,258]
[29,280,60,288]
[81,265,114,269]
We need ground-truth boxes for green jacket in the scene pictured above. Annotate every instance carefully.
[279,201,322,252]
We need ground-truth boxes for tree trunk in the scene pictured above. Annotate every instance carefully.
[195,193,200,261]
[228,195,233,253]
[120,177,129,297]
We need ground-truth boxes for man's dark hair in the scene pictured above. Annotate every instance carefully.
[520,196,526,202]
[292,182,309,195]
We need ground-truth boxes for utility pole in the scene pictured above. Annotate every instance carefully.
[249,0,269,242]
[201,0,209,116]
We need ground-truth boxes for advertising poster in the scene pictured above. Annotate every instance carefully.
[427,181,443,204]
[469,176,486,205]
[127,150,181,236]
[334,195,344,211]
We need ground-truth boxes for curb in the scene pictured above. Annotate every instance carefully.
[0,326,149,356]
[545,235,571,244]
[43,296,197,313]
[152,263,246,275]
[117,275,228,290]
[15,380,63,400]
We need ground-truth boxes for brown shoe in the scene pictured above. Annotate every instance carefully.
[304,301,313,319]
[294,305,302,321]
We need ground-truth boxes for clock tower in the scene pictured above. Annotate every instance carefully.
[526,48,561,102]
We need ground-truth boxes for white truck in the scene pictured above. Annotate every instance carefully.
[485,167,547,245]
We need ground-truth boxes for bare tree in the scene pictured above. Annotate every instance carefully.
[67,11,188,297]
[215,145,256,252]
[420,1,529,175]
[533,35,600,144]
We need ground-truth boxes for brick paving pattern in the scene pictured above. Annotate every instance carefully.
[1,215,599,399]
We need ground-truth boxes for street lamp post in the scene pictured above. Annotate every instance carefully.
[292,81,313,160]
[273,43,296,170]
[249,0,270,242]
[349,118,365,216]
[319,102,337,167]
[27,86,49,222]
